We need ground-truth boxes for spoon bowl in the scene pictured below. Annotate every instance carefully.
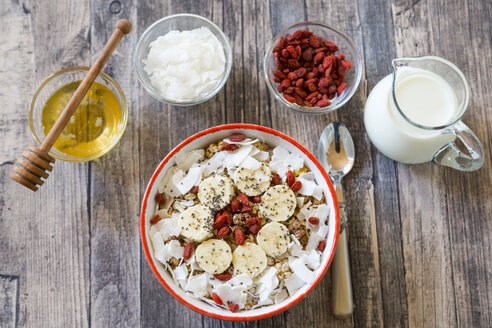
[318,122,355,180]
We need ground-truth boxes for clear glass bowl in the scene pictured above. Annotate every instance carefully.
[134,14,232,106]
[29,67,128,162]
[263,22,362,115]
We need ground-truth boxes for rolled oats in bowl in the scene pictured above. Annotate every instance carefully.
[148,133,333,313]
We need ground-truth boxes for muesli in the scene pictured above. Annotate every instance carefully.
[149,133,333,312]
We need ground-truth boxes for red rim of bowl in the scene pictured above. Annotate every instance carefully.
[140,123,340,321]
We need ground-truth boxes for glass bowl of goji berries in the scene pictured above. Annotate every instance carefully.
[263,22,362,114]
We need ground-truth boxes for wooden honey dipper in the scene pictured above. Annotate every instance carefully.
[10,19,132,191]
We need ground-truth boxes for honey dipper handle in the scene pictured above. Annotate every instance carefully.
[40,19,132,152]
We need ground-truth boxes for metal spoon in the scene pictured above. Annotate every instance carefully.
[318,122,355,318]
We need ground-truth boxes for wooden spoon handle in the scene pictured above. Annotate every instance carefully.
[40,19,132,152]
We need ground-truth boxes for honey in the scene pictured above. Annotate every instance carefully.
[41,81,122,158]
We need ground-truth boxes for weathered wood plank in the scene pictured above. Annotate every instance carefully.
[303,0,386,327]
[426,0,492,327]
[390,0,457,327]
[356,0,409,326]
[0,15,35,328]
[0,1,91,327]
[0,275,19,328]
[89,1,140,327]
[137,1,229,327]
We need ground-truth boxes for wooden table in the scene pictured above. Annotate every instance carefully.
[1,0,491,327]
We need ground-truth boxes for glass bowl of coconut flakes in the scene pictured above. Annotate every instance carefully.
[135,14,232,106]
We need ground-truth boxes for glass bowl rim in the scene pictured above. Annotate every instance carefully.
[134,13,233,106]
[263,21,363,115]
[29,66,129,162]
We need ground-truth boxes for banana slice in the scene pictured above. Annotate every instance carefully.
[259,185,296,221]
[178,205,214,242]
[232,242,267,278]
[195,239,232,274]
[257,222,290,258]
[233,163,271,197]
[198,175,235,211]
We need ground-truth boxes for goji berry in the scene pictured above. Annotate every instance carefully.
[238,192,249,206]
[221,144,239,151]
[291,180,302,192]
[235,229,245,245]
[337,82,347,96]
[308,217,320,225]
[252,196,261,203]
[214,272,233,281]
[316,99,331,107]
[228,302,239,313]
[228,133,246,142]
[183,242,194,260]
[249,224,260,235]
[272,172,282,185]
[213,214,227,230]
[272,70,287,79]
[218,226,230,238]
[150,215,160,225]
[155,193,166,205]
[245,216,261,227]
[190,186,199,194]
[284,94,297,103]
[286,170,295,186]
[212,293,223,305]
[324,40,339,52]
[240,204,252,213]
[230,199,240,213]
[318,240,326,252]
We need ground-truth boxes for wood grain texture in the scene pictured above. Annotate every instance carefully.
[0,275,19,327]
[89,1,140,327]
[0,0,491,327]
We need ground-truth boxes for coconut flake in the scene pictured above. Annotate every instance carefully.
[224,145,253,170]
[154,208,171,219]
[185,273,209,297]
[284,273,306,296]
[159,167,182,197]
[288,235,304,258]
[297,177,323,200]
[175,149,205,171]
[154,216,181,240]
[255,267,279,296]
[253,150,269,162]
[228,273,253,288]
[174,264,189,281]
[314,205,330,224]
[216,284,248,308]
[274,288,289,304]
[175,166,202,195]
[306,226,330,251]
[296,197,305,208]
[289,257,315,283]
[241,156,261,171]
[301,249,321,270]
[202,151,226,177]
[150,225,166,262]
[269,146,304,178]
[299,172,316,180]
[223,137,259,145]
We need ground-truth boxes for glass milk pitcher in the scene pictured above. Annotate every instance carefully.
[364,56,484,171]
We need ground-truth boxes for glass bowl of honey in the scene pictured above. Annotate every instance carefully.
[29,67,128,162]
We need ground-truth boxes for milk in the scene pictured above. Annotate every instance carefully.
[364,68,458,164]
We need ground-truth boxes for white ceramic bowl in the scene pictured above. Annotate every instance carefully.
[140,124,340,321]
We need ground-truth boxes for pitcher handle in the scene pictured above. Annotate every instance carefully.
[432,121,484,171]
